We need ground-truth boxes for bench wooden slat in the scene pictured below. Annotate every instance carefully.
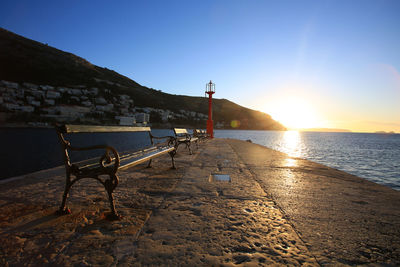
[71,146,158,168]
[63,124,151,133]
[121,147,161,162]
[119,147,175,171]
[174,128,188,135]
[74,146,174,171]
[194,129,208,139]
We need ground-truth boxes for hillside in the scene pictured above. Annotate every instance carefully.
[0,28,286,130]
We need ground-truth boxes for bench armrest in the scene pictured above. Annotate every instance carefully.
[57,129,120,172]
[185,133,197,141]
[57,129,121,173]
[69,144,120,172]
[176,133,192,141]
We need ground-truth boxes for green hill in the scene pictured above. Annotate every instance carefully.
[0,27,286,130]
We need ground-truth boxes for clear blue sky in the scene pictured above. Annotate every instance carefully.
[1,0,400,132]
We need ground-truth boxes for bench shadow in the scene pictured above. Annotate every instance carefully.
[7,213,60,233]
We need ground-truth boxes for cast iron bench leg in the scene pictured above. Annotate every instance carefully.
[56,172,73,215]
[147,159,152,168]
[104,174,121,220]
[169,150,177,169]
[186,142,193,155]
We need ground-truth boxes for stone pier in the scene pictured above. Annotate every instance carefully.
[1,139,399,266]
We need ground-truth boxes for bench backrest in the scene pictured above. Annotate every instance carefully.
[173,128,189,136]
[59,124,151,134]
[194,129,207,135]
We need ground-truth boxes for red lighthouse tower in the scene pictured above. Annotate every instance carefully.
[205,80,215,138]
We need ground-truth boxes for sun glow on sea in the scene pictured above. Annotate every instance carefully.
[280,130,303,158]
[264,97,319,130]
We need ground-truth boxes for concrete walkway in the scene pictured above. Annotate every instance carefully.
[227,139,400,265]
[133,139,317,266]
[1,138,399,266]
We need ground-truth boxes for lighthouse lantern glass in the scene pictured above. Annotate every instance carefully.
[206,81,215,93]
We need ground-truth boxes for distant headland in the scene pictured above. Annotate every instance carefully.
[375,131,397,134]
[300,128,352,133]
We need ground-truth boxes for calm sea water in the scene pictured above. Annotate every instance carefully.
[0,128,173,181]
[1,128,399,191]
[215,130,400,191]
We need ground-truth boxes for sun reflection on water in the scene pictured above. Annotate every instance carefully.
[279,131,304,158]
[280,132,302,186]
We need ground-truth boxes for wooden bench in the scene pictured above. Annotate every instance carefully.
[193,129,209,141]
[55,124,177,220]
[173,128,198,155]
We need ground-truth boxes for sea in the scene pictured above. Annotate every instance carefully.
[0,128,399,191]
[215,130,400,191]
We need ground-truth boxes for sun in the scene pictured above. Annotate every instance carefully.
[263,97,319,129]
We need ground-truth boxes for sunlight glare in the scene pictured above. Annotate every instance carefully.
[264,97,319,129]
[280,130,304,158]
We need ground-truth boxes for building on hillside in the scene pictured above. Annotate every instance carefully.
[135,113,150,125]
[95,97,107,105]
[115,116,136,126]
[215,122,225,129]
[44,99,55,106]
[23,82,38,90]
[46,91,61,99]
[3,103,19,111]
[40,85,54,91]
[161,111,171,122]
[70,89,83,95]
[1,80,19,89]
[56,105,91,118]
[20,106,35,113]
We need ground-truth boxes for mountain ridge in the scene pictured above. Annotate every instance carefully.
[0,27,286,130]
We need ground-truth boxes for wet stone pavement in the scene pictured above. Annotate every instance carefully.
[1,138,399,266]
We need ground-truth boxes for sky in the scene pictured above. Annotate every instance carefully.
[1,0,399,132]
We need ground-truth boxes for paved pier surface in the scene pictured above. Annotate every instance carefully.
[1,138,399,266]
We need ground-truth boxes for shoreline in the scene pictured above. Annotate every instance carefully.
[1,133,399,192]
[1,123,399,134]
[2,124,399,137]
